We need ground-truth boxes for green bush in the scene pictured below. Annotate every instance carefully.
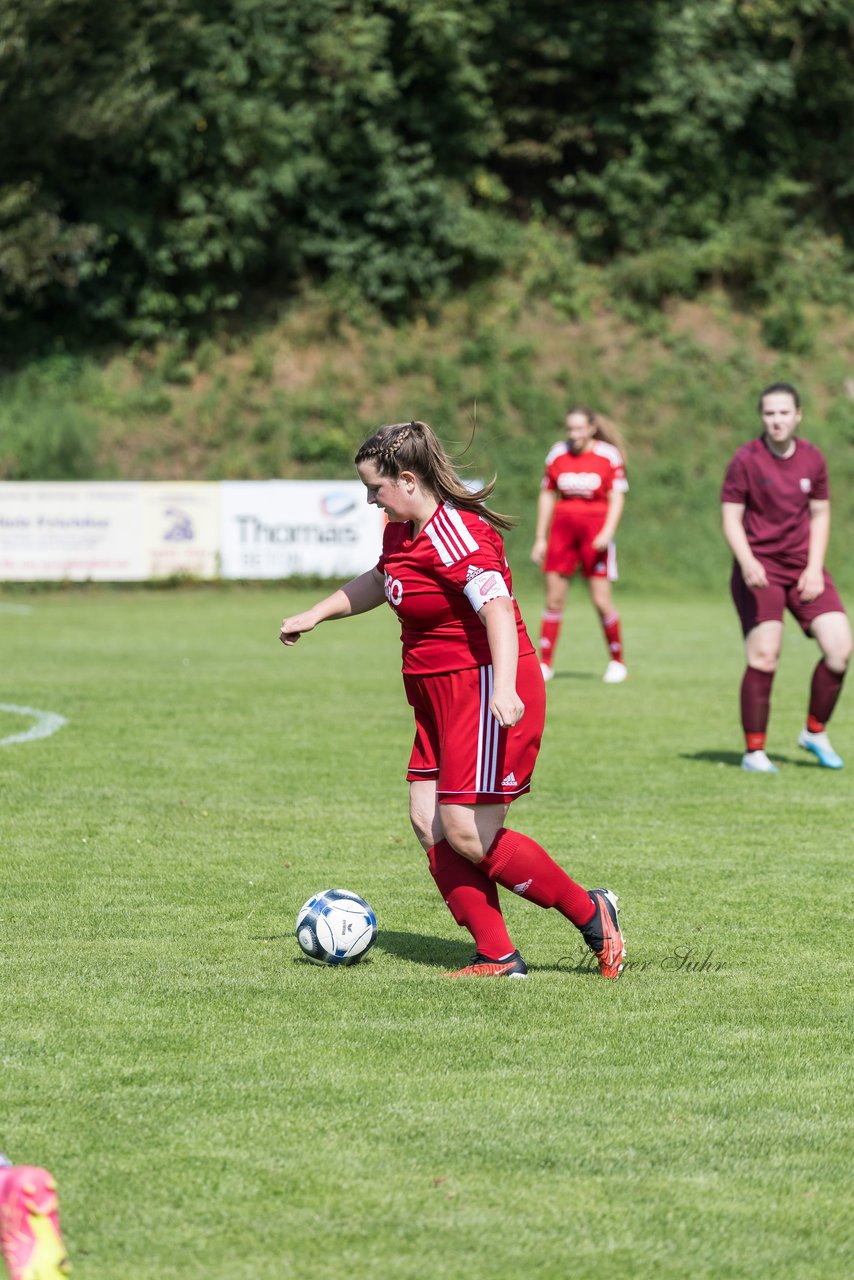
[0,398,99,480]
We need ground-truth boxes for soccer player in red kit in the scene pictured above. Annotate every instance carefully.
[280,420,625,979]
[531,406,629,683]
[721,383,851,772]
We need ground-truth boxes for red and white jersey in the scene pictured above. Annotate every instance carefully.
[374,503,535,676]
[542,440,628,511]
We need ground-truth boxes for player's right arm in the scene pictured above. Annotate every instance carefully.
[279,569,386,645]
[531,488,557,566]
[721,502,768,589]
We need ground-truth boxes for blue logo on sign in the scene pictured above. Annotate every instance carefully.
[321,492,357,517]
[164,507,194,541]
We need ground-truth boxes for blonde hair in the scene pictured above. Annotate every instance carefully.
[566,405,628,462]
[354,420,514,532]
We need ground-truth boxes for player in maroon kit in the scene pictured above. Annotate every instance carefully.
[280,420,625,979]
[531,406,629,683]
[721,382,851,773]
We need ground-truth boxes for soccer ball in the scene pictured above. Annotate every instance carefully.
[295,889,377,966]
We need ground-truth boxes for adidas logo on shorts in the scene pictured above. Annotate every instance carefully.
[502,771,518,786]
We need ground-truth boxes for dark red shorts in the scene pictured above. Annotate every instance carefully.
[730,561,847,637]
[402,651,546,805]
[544,506,615,579]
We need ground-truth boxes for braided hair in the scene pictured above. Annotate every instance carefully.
[354,420,514,532]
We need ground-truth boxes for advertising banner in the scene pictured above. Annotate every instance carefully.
[0,482,143,581]
[0,482,221,581]
[0,480,381,581]
[140,483,220,579]
[220,480,383,579]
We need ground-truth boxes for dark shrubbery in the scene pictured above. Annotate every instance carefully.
[1,0,852,347]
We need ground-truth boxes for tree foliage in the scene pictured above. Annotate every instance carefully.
[1,0,851,344]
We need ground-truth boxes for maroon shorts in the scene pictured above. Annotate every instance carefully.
[730,561,847,637]
[544,506,615,579]
[402,651,546,805]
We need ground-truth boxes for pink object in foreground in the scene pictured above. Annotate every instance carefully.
[0,1161,71,1280]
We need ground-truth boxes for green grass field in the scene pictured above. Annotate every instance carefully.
[1,584,851,1279]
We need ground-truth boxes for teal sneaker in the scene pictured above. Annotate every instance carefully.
[798,729,843,769]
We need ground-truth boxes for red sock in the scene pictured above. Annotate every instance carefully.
[427,840,515,960]
[478,828,595,927]
[539,610,562,668]
[807,660,845,731]
[601,611,623,663]
[741,666,774,751]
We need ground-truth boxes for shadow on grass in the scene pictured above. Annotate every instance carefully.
[682,749,822,771]
[551,670,595,681]
[374,929,474,968]
[680,749,745,768]
[276,931,603,978]
[766,753,829,770]
[257,928,474,968]
[376,932,601,978]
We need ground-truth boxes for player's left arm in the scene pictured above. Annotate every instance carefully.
[479,597,524,728]
[592,488,626,550]
[799,499,830,602]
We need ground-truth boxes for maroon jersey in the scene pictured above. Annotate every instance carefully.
[542,440,628,514]
[375,503,535,676]
[721,436,829,570]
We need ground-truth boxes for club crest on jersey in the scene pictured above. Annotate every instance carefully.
[799,478,812,492]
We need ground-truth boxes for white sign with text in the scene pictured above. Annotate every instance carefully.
[220,481,384,579]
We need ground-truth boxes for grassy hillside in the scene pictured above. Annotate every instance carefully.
[3,275,853,595]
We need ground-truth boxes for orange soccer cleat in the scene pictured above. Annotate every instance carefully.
[580,888,626,979]
[444,949,529,978]
[0,1159,71,1280]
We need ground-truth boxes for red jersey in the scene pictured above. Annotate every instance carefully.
[721,436,829,570]
[374,503,535,676]
[542,440,628,512]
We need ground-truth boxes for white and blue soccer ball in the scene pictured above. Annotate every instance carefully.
[295,889,377,966]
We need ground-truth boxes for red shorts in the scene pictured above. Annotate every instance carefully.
[544,505,615,579]
[730,561,847,637]
[402,651,546,805]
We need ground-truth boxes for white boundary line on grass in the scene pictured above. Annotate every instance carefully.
[0,704,67,746]
[0,604,33,614]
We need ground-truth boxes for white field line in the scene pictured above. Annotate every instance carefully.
[0,704,68,746]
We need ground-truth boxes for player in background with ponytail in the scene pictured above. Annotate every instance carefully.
[721,382,851,773]
[531,406,629,683]
[280,420,625,980]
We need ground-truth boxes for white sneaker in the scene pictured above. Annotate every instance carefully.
[540,662,555,683]
[797,729,843,769]
[741,749,779,774]
[603,660,628,683]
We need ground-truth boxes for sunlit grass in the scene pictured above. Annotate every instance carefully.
[0,585,850,1278]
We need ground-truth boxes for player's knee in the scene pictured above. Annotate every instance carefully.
[444,834,482,864]
[440,820,484,863]
[408,806,436,852]
[749,647,780,672]
[825,640,852,673]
